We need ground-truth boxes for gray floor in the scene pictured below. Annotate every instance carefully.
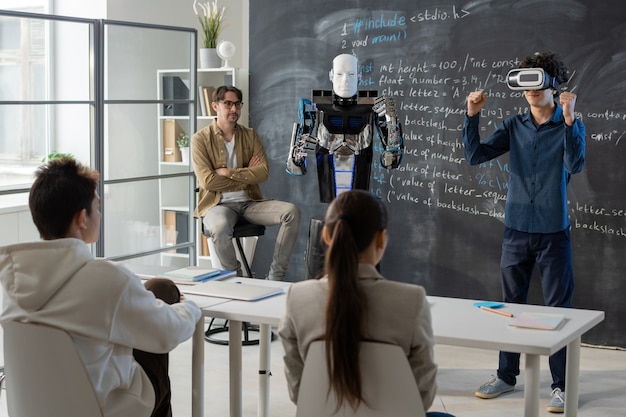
[1,318,624,416]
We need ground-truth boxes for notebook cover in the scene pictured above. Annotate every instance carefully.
[184,280,285,301]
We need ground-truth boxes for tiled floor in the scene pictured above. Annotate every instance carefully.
[1,319,625,416]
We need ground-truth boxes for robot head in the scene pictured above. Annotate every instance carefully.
[329,54,359,98]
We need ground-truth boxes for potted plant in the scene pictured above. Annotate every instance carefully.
[41,152,74,162]
[193,0,227,68]
[177,133,190,164]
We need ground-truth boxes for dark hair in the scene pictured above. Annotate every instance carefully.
[212,85,243,103]
[322,189,388,410]
[29,157,99,240]
[520,51,569,92]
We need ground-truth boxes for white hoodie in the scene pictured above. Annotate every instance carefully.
[0,238,202,417]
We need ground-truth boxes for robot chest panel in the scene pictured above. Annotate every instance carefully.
[319,105,373,135]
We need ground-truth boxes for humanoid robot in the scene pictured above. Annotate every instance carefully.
[286,53,404,277]
[286,53,404,203]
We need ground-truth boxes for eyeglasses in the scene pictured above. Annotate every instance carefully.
[219,100,244,109]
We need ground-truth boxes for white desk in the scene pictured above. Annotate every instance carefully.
[182,294,233,417]
[192,278,290,417]
[428,296,604,417]
[191,289,604,417]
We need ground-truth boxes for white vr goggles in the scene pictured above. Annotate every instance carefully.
[506,68,559,90]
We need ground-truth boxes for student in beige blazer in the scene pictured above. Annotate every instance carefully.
[278,190,448,416]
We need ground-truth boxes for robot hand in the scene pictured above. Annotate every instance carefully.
[374,96,404,169]
[380,141,404,168]
[286,123,318,176]
[372,96,390,117]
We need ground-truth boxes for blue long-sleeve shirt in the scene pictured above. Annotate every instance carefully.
[463,105,586,233]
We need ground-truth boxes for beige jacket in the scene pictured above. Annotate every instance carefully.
[191,120,269,218]
[278,264,437,410]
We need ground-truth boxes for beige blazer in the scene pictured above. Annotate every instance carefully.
[278,264,437,411]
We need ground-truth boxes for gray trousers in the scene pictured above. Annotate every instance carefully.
[202,200,300,280]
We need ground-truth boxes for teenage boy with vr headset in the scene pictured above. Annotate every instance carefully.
[463,51,586,413]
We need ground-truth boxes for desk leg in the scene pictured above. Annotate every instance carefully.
[229,320,243,417]
[258,324,271,417]
[192,319,204,417]
[524,353,540,417]
[565,336,581,417]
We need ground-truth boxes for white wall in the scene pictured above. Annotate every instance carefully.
[17,0,249,68]
[105,0,249,70]
[53,0,106,18]
[0,207,40,245]
[10,0,249,69]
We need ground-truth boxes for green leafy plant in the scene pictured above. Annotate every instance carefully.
[193,0,227,49]
[41,152,74,163]
[177,133,190,149]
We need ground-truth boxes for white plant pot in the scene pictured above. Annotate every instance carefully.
[199,48,221,69]
[180,147,190,165]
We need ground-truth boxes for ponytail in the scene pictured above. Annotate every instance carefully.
[322,190,387,410]
[324,219,364,410]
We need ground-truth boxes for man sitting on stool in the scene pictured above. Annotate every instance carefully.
[192,85,301,281]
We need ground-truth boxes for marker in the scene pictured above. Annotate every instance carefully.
[480,306,514,318]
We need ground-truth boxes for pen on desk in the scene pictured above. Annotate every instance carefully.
[480,306,514,317]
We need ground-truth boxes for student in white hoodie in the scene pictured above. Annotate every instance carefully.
[0,157,202,417]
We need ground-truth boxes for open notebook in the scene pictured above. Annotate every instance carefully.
[184,280,285,301]
[508,313,565,330]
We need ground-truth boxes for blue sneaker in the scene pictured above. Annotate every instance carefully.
[475,375,515,399]
[547,388,565,413]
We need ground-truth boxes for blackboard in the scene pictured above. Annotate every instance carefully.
[248,0,626,347]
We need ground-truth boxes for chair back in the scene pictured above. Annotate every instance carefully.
[2,321,104,417]
[296,341,426,417]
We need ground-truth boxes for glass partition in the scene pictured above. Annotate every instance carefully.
[0,11,198,266]
[101,21,196,262]
[0,12,94,191]
[104,25,193,101]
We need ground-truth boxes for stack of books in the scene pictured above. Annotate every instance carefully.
[159,267,236,283]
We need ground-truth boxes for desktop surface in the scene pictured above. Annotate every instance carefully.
[428,296,605,355]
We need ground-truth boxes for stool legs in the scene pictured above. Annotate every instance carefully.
[235,237,253,278]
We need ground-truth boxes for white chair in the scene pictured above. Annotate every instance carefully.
[296,341,427,417]
[2,321,104,417]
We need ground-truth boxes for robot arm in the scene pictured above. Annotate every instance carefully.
[286,98,318,176]
[373,96,404,169]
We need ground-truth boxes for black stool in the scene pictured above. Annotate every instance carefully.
[204,218,266,345]
[232,219,266,278]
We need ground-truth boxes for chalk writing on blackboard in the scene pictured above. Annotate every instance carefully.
[250,0,626,347]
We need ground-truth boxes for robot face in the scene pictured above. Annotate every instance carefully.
[331,54,359,98]
[506,68,558,91]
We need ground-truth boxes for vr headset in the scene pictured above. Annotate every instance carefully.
[506,68,559,90]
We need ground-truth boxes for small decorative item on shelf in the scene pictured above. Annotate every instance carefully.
[177,133,190,164]
[194,0,227,68]
[216,40,236,68]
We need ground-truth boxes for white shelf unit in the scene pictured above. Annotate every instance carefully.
[156,67,249,268]
[196,67,250,128]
